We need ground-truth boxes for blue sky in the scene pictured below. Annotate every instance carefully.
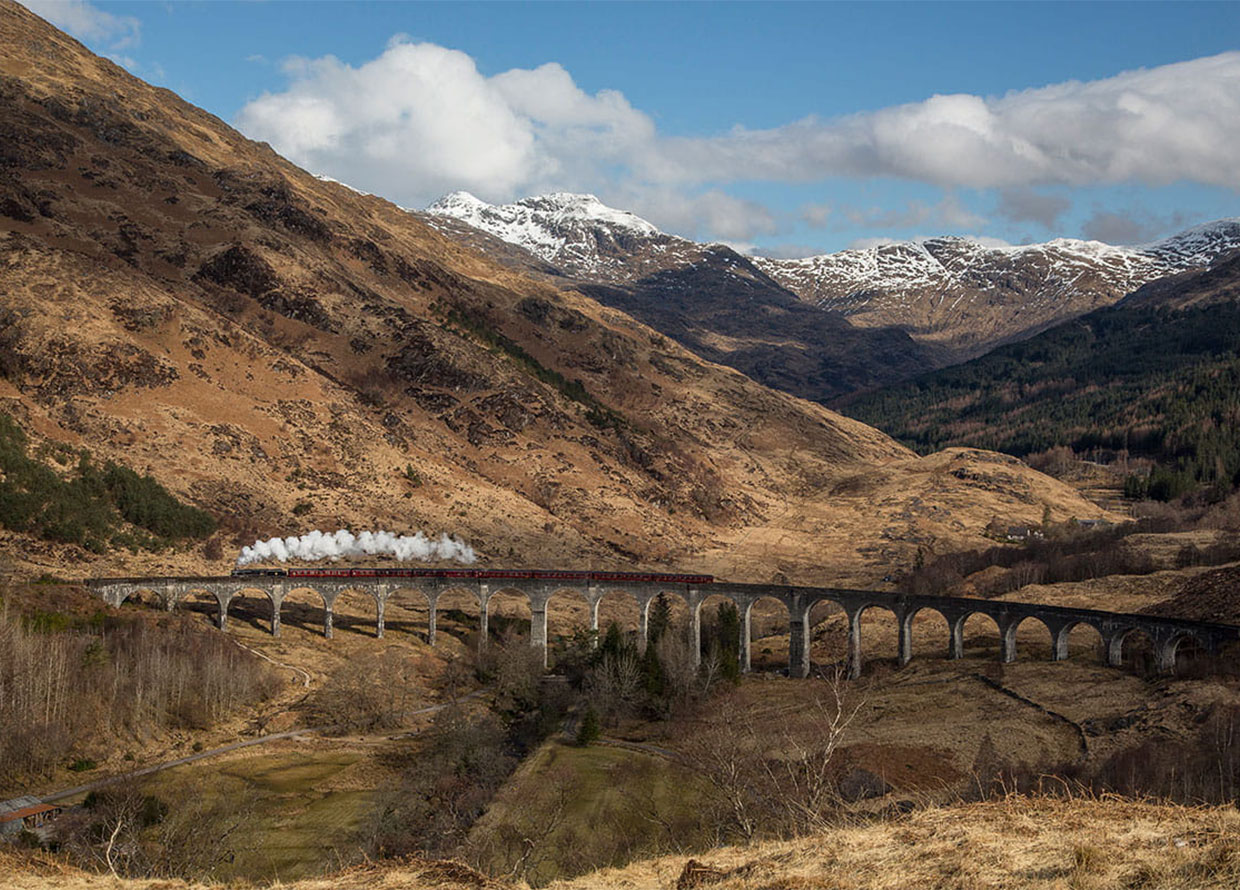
[23,0,1240,254]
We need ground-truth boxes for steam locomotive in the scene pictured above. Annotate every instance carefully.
[230,567,715,585]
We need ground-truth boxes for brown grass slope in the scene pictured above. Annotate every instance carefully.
[0,0,1108,583]
[3,796,1238,889]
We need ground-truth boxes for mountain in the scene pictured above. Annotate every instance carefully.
[426,193,1240,372]
[422,193,940,403]
[0,0,1112,585]
[755,222,1240,361]
[840,249,1240,497]
[425,191,680,283]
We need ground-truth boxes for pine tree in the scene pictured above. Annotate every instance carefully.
[576,705,601,746]
[717,602,741,682]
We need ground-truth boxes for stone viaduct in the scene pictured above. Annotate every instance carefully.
[84,574,1240,679]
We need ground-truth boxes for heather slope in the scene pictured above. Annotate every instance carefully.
[0,0,1106,583]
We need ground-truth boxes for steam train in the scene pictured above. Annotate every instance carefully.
[230,567,715,585]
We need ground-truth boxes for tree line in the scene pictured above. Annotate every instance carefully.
[0,412,216,552]
[842,300,1240,500]
[0,590,279,787]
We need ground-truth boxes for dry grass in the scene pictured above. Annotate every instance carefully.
[3,796,1239,889]
[556,796,1240,890]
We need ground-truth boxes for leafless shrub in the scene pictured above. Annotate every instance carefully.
[689,670,863,842]
[309,647,422,732]
[54,776,255,880]
[584,649,643,726]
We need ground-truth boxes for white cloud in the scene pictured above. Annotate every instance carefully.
[800,203,832,228]
[1081,212,1157,244]
[238,42,544,202]
[995,188,1072,228]
[1080,208,1189,245]
[617,188,777,242]
[235,39,1240,243]
[650,53,1240,189]
[237,39,655,210]
[20,0,140,50]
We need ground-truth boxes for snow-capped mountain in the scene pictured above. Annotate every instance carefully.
[425,191,705,284]
[422,192,935,403]
[424,190,1240,377]
[752,221,1240,359]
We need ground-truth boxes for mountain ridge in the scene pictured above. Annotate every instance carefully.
[425,191,1240,366]
[840,249,1240,496]
[421,195,942,403]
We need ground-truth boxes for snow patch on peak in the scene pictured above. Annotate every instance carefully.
[430,190,490,210]
[753,219,1240,330]
[423,191,668,277]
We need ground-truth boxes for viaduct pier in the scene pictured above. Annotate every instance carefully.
[84,573,1240,679]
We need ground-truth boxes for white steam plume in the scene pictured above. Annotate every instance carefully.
[236,529,477,566]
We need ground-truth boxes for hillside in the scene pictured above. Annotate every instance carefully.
[423,193,937,403]
[3,796,1238,889]
[425,193,1240,375]
[0,1,1109,584]
[841,251,1240,497]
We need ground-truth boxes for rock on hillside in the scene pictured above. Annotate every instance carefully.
[0,0,1107,584]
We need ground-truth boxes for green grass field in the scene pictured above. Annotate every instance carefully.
[142,746,378,882]
[467,740,714,886]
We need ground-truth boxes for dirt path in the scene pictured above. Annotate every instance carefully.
[232,637,312,688]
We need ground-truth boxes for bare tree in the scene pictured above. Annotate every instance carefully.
[584,650,642,725]
[310,648,419,731]
[762,670,864,832]
[690,670,863,841]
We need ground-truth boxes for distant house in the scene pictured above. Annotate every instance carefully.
[1073,518,1110,530]
[0,796,62,838]
[1006,526,1032,541]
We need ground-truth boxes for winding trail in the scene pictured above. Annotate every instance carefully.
[231,637,312,688]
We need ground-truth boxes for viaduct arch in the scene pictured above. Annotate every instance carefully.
[85,575,1240,678]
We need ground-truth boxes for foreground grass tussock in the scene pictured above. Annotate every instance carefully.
[3,796,1239,889]
[561,795,1240,890]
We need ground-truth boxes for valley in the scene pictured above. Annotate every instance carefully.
[7,539,1240,887]
[2,1,1240,888]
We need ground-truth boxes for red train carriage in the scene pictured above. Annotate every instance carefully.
[235,567,713,585]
